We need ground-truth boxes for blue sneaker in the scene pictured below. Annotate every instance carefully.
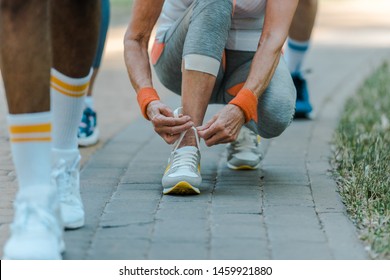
[78,107,99,147]
[292,74,313,118]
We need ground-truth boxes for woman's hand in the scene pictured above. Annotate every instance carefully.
[197,104,245,146]
[147,100,194,144]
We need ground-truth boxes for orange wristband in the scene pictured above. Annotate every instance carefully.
[137,87,160,120]
[229,88,258,123]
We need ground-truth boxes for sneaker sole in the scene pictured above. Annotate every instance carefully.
[78,128,99,147]
[3,253,62,260]
[60,239,66,253]
[3,239,65,260]
[163,181,200,195]
[227,162,261,170]
[64,219,85,230]
[294,113,311,119]
[295,101,313,119]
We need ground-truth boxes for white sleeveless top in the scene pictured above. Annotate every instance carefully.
[156,0,267,51]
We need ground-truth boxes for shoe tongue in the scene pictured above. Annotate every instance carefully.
[176,146,198,153]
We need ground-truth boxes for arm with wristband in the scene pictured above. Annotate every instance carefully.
[198,0,299,146]
[124,0,193,144]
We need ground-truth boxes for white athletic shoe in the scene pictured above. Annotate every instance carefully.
[3,192,64,260]
[226,126,263,170]
[162,108,201,195]
[52,149,85,229]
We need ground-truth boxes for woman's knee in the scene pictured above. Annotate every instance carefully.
[153,63,182,95]
[257,88,296,138]
[194,0,232,17]
[184,0,232,60]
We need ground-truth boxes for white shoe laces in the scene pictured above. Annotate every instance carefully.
[12,200,61,236]
[169,107,201,172]
[52,155,81,203]
[171,147,199,171]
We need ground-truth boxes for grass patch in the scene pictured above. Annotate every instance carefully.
[332,62,390,259]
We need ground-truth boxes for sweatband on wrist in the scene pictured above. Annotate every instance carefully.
[229,88,258,123]
[137,87,160,120]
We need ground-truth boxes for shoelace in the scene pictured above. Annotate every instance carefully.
[172,126,201,153]
[172,107,201,152]
[231,127,258,152]
[12,200,61,236]
[52,155,81,203]
[170,145,199,171]
[169,107,201,171]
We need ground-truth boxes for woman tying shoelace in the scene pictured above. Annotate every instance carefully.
[124,0,297,195]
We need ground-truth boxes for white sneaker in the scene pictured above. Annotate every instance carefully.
[226,126,263,170]
[3,192,64,260]
[52,149,85,229]
[162,108,201,195]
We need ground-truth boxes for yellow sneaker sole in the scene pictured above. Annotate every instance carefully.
[163,181,200,195]
[227,163,260,170]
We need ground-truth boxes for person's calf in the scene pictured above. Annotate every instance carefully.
[51,0,100,77]
[0,0,50,114]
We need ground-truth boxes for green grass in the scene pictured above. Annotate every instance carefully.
[332,62,390,259]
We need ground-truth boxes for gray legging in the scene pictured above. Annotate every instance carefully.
[153,0,296,139]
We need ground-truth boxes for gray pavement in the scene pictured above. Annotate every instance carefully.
[1,0,390,259]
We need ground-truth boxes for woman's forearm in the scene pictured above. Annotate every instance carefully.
[244,0,299,97]
[123,0,164,93]
[124,37,153,92]
[244,34,283,97]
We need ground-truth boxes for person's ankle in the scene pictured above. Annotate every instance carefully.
[178,130,198,148]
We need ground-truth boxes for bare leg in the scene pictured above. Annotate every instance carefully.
[0,0,50,114]
[87,69,99,97]
[87,0,110,97]
[51,0,100,77]
[180,69,216,147]
[289,0,318,41]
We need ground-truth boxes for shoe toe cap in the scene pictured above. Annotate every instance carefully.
[60,203,85,229]
[4,234,62,260]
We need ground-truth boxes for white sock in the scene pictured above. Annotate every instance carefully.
[84,96,94,110]
[7,112,53,200]
[51,68,92,150]
[284,38,310,75]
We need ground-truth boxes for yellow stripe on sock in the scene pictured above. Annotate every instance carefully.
[9,123,51,134]
[51,83,86,98]
[10,137,51,143]
[51,75,89,93]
